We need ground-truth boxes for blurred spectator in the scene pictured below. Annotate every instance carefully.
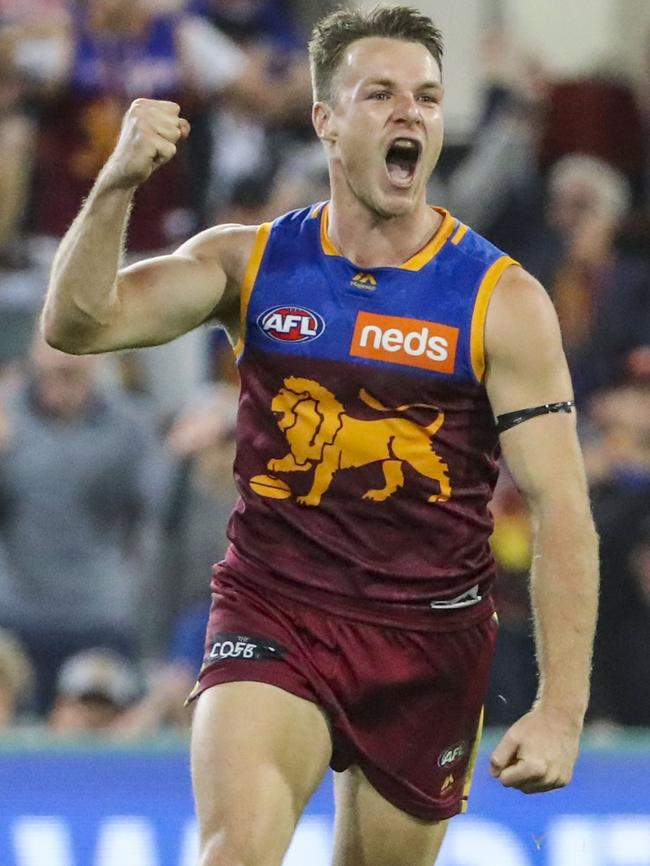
[484,472,537,727]
[539,78,646,196]
[191,0,304,52]
[115,603,208,737]
[591,519,650,727]
[514,154,650,401]
[212,142,329,228]
[445,28,548,246]
[13,0,311,413]
[48,648,141,733]
[148,345,239,652]
[584,384,650,488]
[194,0,314,221]
[583,382,650,726]
[0,1,66,267]
[22,0,310,260]
[116,336,245,736]
[0,332,164,714]
[0,626,34,727]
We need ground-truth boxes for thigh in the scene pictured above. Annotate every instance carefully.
[191,680,332,866]
[332,766,448,866]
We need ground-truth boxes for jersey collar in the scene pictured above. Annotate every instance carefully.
[319,203,455,271]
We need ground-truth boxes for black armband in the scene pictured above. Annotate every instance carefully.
[495,401,575,434]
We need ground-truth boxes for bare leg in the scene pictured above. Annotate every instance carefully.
[191,681,332,866]
[332,766,449,866]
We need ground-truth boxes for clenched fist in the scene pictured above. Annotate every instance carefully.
[490,706,582,794]
[101,99,191,190]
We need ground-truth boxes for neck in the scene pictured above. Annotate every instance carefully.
[326,185,441,269]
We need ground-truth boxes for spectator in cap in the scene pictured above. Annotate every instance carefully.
[48,648,141,733]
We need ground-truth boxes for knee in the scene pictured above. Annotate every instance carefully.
[198,832,278,866]
[198,834,244,866]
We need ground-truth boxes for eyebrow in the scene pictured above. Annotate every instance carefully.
[364,78,444,93]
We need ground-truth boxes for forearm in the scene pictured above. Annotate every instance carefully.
[42,171,134,351]
[529,496,599,724]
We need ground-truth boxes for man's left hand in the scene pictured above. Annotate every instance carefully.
[489,706,582,794]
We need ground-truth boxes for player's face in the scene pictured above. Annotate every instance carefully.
[315,37,444,218]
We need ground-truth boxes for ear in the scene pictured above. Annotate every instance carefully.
[312,101,337,144]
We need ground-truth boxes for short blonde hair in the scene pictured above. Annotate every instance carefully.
[309,5,444,103]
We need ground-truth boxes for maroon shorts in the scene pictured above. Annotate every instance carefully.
[188,571,498,821]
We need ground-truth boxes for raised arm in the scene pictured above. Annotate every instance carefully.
[42,98,254,354]
[484,266,599,794]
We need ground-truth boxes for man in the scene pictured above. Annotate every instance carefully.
[25,0,310,253]
[0,335,159,713]
[48,648,141,734]
[42,7,599,866]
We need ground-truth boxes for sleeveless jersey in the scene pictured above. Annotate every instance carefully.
[222,203,518,630]
[31,13,189,251]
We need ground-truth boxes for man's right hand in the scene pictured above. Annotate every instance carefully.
[101,99,191,190]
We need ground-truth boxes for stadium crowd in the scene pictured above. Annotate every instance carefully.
[0,0,649,736]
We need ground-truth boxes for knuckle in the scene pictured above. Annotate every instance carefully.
[529,760,547,778]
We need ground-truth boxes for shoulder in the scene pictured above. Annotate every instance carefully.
[443,215,511,268]
[176,204,320,283]
[484,265,572,411]
[176,223,261,287]
[272,203,324,227]
[485,266,562,364]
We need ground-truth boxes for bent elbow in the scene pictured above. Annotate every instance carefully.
[40,312,96,356]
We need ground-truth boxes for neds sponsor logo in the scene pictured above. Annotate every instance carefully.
[258,306,325,343]
[350,311,459,373]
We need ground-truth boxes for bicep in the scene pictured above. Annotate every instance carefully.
[111,251,227,349]
[484,268,587,507]
[89,228,236,353]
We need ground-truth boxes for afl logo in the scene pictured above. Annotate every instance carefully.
[437,742,467,768]
[258,306,325,343]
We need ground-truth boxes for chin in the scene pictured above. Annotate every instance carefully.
[373,190,419,219]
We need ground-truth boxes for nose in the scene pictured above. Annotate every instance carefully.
[392,92,421,125]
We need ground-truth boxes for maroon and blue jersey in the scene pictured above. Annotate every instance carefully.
[221,203,518,630]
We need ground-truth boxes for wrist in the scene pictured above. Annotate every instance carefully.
[95,161,140,196]
[533,695,587,729]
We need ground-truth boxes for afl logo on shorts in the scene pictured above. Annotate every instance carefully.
[437,742,467,767]
[258,306,325,343]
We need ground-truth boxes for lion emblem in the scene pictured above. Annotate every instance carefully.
[254,376,451,507]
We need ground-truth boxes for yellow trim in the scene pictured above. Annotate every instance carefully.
[320,204,455,271]
[460,707,484,813]
[451,222,469,245]
[233,222,272,359]
[470,256,518,382]
[401,208,455,270]
[320,203,339,256]
[310,202,326,219]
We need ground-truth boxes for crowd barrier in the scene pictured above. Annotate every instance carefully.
[1,732,649,866]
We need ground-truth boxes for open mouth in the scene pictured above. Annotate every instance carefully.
[385,138,421,186]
